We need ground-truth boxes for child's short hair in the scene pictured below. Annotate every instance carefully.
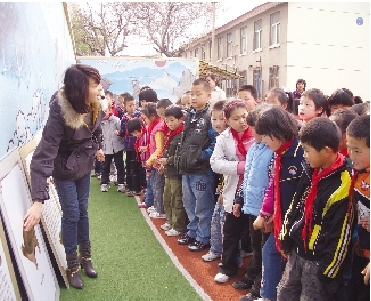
[156,99,172,109]
[127,117,143,134]
[140,86,151,92]
[328,89,355,107]
[139,89,158,103]
[246,103,273,127]
[301,88,327,114]
[299,117,341,152]
[238,85,258,100]
[164,106,183,119]
[255,107,298,142]
[354,96,363,104]
[192,78,212,93]
[105,91,114,98]
[122,93,134,106]
[346,115,370,148]
[268,87,288,106]
[211,100,225,113]
[350,102,370,116]
[141,102,157,118]
[330,108,358,134]
[223,100,246,119]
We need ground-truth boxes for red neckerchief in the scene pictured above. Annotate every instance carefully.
[302,153,345,251]
[134,125,146,161]
[230,126,253,158]
[273,137,295,252]
[146,117,162,146]
[103,112,113,120]
[159,124,184,158]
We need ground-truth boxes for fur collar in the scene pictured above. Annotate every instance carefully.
[57,89,85,129]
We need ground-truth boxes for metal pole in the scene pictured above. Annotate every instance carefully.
[211,2,216,64]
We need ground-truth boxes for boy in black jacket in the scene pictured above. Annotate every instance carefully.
[278,117,353,301]
[156,106,187,236]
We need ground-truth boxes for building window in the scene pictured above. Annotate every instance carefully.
[202,45,206,61]
[240,27,247,54]
[218,37,223,60]
[194,48,198,58]
[209,42,212,61]
[253,69,261,98]
[227,32,232,57]
[254,19,262,51]
[239,71,247,87]
[269,66,279,89]
[270,12,280,45]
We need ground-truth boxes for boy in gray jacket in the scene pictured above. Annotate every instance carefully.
[100,100,125,192]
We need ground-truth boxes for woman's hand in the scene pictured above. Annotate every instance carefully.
[362,262,370,285]
[253,215,265,230]
[96,149,105,162]
[23,202,43,231]
[360,216,370,232]
[232,204,240,217]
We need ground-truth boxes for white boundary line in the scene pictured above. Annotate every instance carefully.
[135,197,212,301]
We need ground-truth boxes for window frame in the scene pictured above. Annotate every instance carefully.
[253,19,262,51]
[227,32,232,58]
[240,27,247,54]
[270,12,280,46]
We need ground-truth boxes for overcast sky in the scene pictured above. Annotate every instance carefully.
[120,0,268,56]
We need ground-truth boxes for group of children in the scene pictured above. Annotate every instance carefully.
[95,79,369,301]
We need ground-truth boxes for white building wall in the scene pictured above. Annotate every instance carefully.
[286,2,370,99]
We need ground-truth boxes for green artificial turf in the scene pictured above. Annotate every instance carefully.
[59,178,202,301]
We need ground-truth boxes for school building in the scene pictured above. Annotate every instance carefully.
[180,2,370,100]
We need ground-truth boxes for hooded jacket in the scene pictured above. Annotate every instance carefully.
[30,89,104,200]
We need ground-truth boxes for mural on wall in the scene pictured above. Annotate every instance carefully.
[0,2,75,160]
[77,57,198,103]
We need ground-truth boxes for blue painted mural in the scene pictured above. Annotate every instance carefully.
[76,57,198,103]
[0,3,75,160]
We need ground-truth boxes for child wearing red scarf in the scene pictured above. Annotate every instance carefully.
[278,117,353,301]
[210,100,255,283]
[252,106,304,301]
[156,107,187,236]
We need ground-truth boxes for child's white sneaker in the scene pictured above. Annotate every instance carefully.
[100,184,108,192]
[214,272,230,283]
[149,212,166,219]
[117,184,125,192]
[147,206,156,214]
[202,251,221,262]
[161,222,172,231]
[165,229,182,236]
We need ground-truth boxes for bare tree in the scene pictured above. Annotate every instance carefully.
[71,2,140,56]
[136,2,217,57]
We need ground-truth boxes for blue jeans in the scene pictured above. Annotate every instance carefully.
[54,172,91,254]
[182,173,215,244]
[153,170,165,214]
[261,232,285,300]
[210,202,224,254]
[145,169,155,207]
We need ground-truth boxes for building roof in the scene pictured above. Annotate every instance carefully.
[184,2,283,50]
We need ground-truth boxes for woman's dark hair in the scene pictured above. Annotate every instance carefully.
[127,117,143,134]
[299,117,341,152]
[328,89,355,107]
[346,115,370,148]
[141,102,158,118]
[296,78,306,90]
[206,73,220,87]
[139,89,158,107]
[223,100,247,119]
[246,103,273,127]
[63,64,101,113]
[255,106,298,142]
[165,106,183,119]
[329,108,357,134]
